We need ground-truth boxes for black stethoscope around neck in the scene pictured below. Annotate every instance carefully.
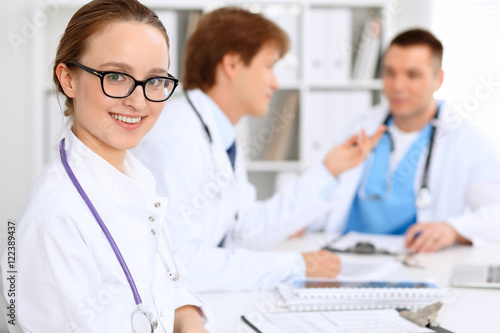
[185,91,213,144]
[378,107,439,209]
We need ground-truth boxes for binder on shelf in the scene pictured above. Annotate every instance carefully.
[306,8,352,82]
[157,11,179,78]
[263,4,300,83]
[186,11,202,40]
[302,90,371,166]
[264,91,299,161]
[352,17,382,80]
[274,279,445,312]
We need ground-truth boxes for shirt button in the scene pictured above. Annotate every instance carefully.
[154,202,161,208]
[149,216,155,222]
[160,311,164,317]
[151,229,156,235]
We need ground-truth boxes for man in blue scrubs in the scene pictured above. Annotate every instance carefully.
[316,29,500,253]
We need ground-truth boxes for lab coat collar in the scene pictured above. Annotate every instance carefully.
[63,129,162,208]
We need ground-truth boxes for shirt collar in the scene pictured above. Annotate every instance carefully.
[203,91,236,150]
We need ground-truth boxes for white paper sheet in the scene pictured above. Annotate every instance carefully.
[336,256,400,281]
[242,309,434,333]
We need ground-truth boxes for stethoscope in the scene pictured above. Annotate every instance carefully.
[359,107,439,209]
[185,91,213,144]
[59,138,179,332]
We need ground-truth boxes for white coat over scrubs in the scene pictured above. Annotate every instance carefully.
[0,131,205,333]
[312,102,500,246]
[133,89,340,292]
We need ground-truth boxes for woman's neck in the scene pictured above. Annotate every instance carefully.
[71,126,126,173]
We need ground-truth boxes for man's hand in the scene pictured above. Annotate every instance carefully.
[324,126,386,177]
[289,228,307,239]
[405,222,471,253]
[302,250,341,278]
[174,305,209,333]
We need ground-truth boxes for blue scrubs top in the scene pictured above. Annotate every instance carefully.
[344,118,434,235]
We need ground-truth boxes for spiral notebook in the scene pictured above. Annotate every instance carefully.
[275,280,445,311]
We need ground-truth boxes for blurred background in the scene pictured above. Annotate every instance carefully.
[1,0,500,240]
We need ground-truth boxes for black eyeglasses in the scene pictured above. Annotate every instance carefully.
[69,62,179,102]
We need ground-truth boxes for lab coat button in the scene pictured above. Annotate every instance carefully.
[154,202,161,208]
[151,229,156,235]
[160,311,164,317]
[149,216,155,222]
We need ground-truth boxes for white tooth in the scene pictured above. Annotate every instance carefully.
[111,114,141,124]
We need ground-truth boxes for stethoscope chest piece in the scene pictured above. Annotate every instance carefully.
[131,305,158,333]
[415,187,432,209]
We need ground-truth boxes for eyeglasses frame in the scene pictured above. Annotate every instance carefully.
[68,62,179,102]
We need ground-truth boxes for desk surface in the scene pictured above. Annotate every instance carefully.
[200,233,500,333]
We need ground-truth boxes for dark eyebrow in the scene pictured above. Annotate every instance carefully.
[99,62,168,75]
[99,62,132,71]
[149,67,168,75]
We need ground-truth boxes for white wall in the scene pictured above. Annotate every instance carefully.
[0,0,41,231]
[0,1,41,330]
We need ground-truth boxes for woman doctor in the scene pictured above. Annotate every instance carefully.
[1,0,208,332]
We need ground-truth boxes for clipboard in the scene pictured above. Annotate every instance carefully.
[240,311,455,333]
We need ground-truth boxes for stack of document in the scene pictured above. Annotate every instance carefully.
[241,309,436,333]
[275,280,445,311]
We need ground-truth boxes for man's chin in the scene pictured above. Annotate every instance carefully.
[390,105,413,116]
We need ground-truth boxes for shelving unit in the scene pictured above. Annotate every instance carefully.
[35,0,391,199]
[240,1,391,199]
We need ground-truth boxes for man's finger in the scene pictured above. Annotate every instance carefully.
[369,125,387,149]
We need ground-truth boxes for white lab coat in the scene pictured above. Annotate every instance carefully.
[313,102,500,246]
[133,89,339,292]
[0,131,205,333]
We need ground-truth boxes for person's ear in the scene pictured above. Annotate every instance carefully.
[56,63,77,98]
[435,69,444,91]
[220,52,243,81]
